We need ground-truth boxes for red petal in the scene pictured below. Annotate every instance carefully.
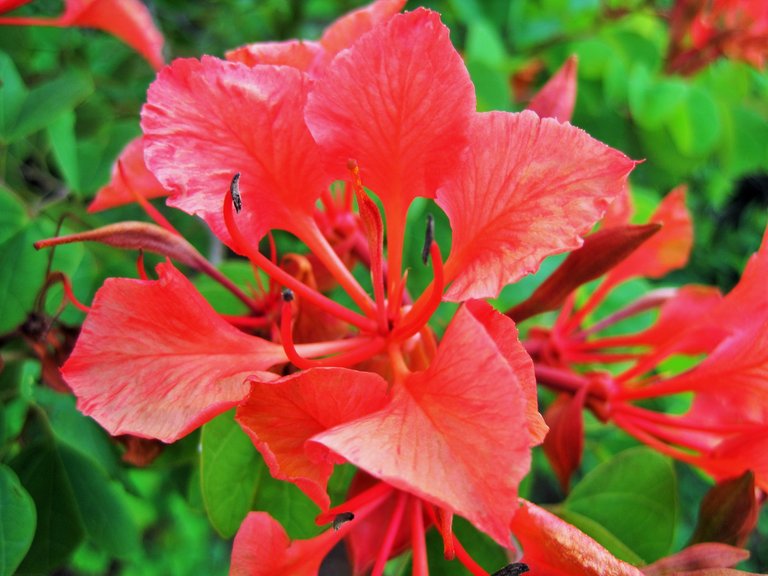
[225,40,322,70]
[527,55,578,123]
[62,262,286,442]
[88,137,167,212]
[0,0,32,13]
[235,367,389,509]
[319,0,406,55]
[669,319,768,427]
[305,9,475,221]
[64,0,165,70]
[603,186,692,287]
[542,388,588,493]
[706,429,768,492]
[142,56,328,245]
[510,500,644,576]
[230,512,343,576]
[310,302,546,546]
[439,111,636,301]
[642,543,750,576]
[507,223,661,322]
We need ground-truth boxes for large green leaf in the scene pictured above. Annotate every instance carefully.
[5,70,92,142]
[0,220,50,334]
[0,51,28,140]
[251,472,322,540]
[58,445,141,558]
[200,411,264,538]
[0,465,36,576]
[10,441,86,574]
[48,110,81,192]
[0,190,28,246]
[562,446,677,564]
[667,85,721,158]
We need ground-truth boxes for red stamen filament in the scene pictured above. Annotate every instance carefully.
[423,502,488,576]
[315,482,394,525]
[613,403,761,435]
[136,251,148,280]
[280,298,385,369]
[52,272,91,313]
[371,492,408,576]
[391,243,444,343]
[612,413,702,465]
[411,499,429,576]
[223,193,377,332]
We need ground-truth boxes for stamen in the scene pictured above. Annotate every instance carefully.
[223,191,377,332]
[491,563,529,576]
[411,499,429,576]
[280,293,386,369]
[423,502,489,576]
[136,250,148,280]
[332,512,354,531]
[316,482,394,525]
[230,172,242,213]
[371,492,408,576]
[439,509,455,560]
[50,272,91,313]
[390,242,444,342]
[422,214,434,265]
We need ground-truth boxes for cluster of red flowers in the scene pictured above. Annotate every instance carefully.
[6,0,767,574]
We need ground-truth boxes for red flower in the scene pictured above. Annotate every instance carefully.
[40,1,635,571]
[667,0,768,73]
[0,0,165,70]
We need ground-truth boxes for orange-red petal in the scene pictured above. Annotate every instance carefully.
[439,111,635,301]
[62,261,285,442]
[235,367,389,510]
[310,302,546,547]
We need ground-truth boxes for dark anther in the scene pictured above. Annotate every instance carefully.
[491,563,529,576]
[332,512,354,531]
[281,288,294,302]
[421,213,435,264]
[230,172,242,213]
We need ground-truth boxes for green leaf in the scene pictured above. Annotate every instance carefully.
[554,508,644,565]
[629,70,688,131]
[0,220,50,334]
[0,465,36,576]
[0,51,28,140]
[200,411,263,538]
[58,444,141,558]
[0,190,28,246]
[252,473,321,540]
[563,446,677,564]
[666,86,721,158]
[48,110,81,192]
[6,70,92,142]
[10,441,86,574]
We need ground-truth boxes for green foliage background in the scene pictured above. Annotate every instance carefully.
[0,0,766,574]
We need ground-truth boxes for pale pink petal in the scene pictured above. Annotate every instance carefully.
[235,368,389,509]
[142,56,328,245]
[305,9,475,223]
[310,302,545,546]
[527,55,578,123]
[438,110,636,301]
[63,261,286,442]
[88,137,168,212]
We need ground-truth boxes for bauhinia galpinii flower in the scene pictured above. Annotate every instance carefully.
[32,0,767,574]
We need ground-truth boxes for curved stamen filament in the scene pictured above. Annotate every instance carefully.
[423,502,489,576]
[391,243,444,342]
[136,251,148,280]
[47,272,91,313]
[223,193,377,332]
[281,296,385,369]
